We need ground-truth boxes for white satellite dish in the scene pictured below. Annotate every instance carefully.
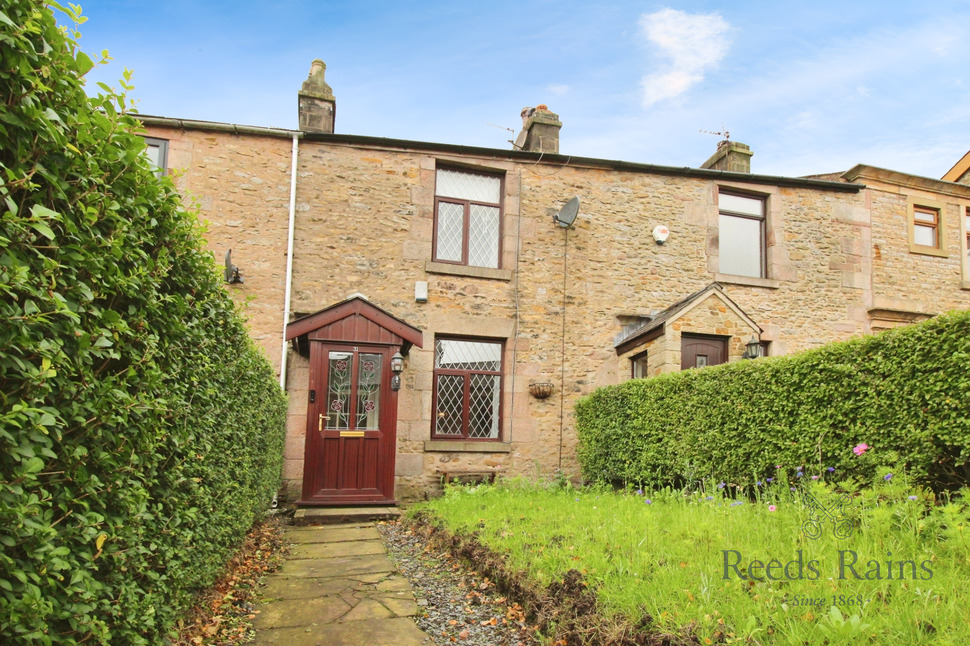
[553,196,580,228]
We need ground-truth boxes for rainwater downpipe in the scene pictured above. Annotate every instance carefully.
[279,133,299,390]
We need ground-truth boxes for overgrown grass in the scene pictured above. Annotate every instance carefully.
[416,471,970,644]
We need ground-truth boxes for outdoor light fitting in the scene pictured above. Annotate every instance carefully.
[743,335,763,360]
[390,351,404,391]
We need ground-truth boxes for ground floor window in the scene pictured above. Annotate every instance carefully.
[433,337,503,440]
[631,350,649,378]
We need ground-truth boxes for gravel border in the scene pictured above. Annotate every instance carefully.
[377,520,539,646]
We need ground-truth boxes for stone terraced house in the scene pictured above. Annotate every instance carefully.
[139,60,970,505]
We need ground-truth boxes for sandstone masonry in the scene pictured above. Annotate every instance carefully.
[139,61,970,504]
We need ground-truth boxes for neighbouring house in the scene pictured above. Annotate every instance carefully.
[138,60,970,505]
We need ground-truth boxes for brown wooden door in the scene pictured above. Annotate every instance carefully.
[681,334,728,370]
[301,342,397,504]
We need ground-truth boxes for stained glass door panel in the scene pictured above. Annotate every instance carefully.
[303,344,393,504]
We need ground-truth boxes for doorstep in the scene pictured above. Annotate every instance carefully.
[293,507,402,526]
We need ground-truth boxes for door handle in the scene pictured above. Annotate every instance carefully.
[319,414,324,431]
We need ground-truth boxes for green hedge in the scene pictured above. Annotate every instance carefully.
[0,3,287,644]
[577,310,970,492]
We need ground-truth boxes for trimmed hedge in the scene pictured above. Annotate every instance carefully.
[1,3,287,644]
[577,310,970,491]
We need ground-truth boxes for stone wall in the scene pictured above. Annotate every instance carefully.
[144,125,294,376]
[141,123,970,502]
[843,166,970,328]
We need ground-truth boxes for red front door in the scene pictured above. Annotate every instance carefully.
[301,342,397,504]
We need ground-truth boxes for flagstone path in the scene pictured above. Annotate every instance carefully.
[252,523,432,646]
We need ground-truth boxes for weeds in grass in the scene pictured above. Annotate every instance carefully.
[416,465,970,644]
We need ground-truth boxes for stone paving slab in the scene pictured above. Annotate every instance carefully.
[262,573,414,602]
[252,617,430,646]
[289,539,386,560]
[261,575,364,600]
[286,525,383,544]
[253,596,351,629]
[253,522,432,645]
[275,552,394,578]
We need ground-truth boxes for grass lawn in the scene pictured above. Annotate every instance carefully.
[415,473,970,645]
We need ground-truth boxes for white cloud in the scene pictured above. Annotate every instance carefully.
[639,8,731,107]
[546,84,570,97]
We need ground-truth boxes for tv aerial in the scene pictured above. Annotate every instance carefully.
[553,196,580,228]
[700,124,730,142]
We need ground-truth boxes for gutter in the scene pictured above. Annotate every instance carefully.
[136,114,863,194]
[137,114,299,139]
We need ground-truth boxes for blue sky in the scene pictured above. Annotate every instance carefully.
[65,1,970,179]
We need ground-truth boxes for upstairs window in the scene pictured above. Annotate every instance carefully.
[143,137,168,176]
[434,167,502,269]
[912,206,940,248]
[718,191,766,278]
[908,200,947,257]
[433,337,503,440]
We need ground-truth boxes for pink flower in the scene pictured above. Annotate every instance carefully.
[768,505,777,512]
[811,475,819,480]
[853,443,869,456]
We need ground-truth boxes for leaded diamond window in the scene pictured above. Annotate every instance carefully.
[434,168,503,269]
[433,338,503,440]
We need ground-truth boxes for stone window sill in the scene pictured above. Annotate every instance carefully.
[962,281,970,291]
[425,261,512,281]
[908,245,948,258]
[424,440,511,453]
[714,273,780,289]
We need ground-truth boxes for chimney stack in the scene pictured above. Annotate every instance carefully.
[514,105,562,154]
[298,59,336,134]
[701,140,753,173]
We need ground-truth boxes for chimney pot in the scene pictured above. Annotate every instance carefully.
[299,59,336,133]
[701,140,752,173]
[514,104,562,154]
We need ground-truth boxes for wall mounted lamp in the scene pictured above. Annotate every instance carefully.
[743,335,764,360]
[390,351,404,391]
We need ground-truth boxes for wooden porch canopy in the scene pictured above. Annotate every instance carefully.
[285,296,423,357]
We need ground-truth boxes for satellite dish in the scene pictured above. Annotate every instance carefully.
[553,196,580,228]
[224,249,243,284]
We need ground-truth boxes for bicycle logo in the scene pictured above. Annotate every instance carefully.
[801,492,854,539]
